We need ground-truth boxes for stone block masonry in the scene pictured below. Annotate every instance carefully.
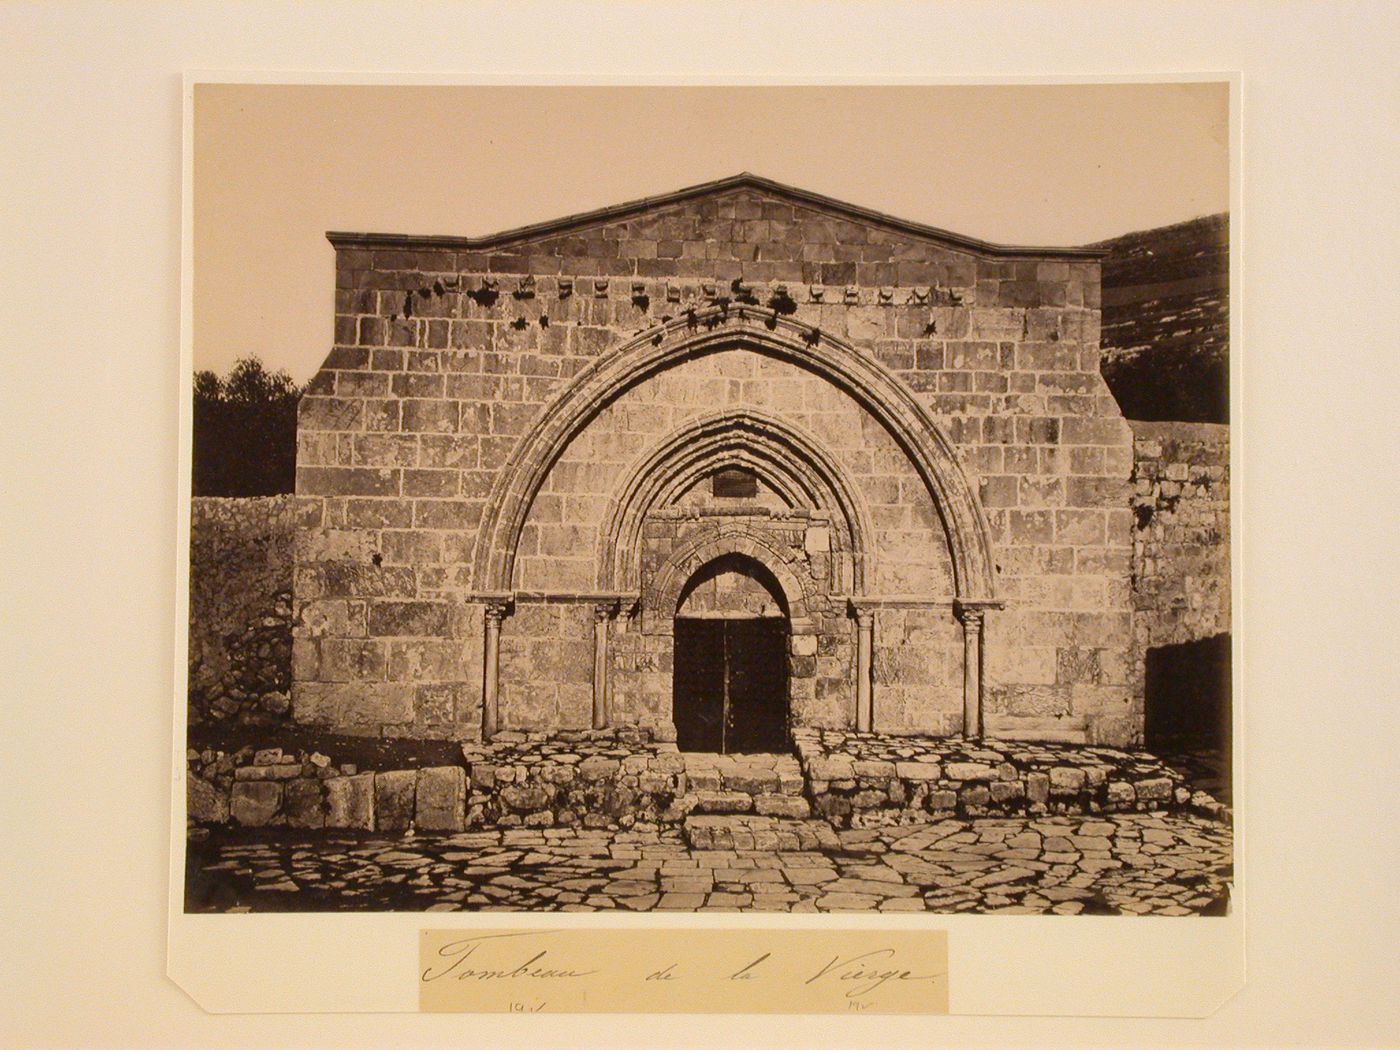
[188,745,466,832]
[293,174,1142,747]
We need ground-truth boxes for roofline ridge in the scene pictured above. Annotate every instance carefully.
[326,172,1107,259]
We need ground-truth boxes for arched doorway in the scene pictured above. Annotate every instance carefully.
[672,553,790,753]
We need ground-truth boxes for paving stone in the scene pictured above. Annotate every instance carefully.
[815,892,882,911]
[656,892,706,910]
[190,803,1230,917]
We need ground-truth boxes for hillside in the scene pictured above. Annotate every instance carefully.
[1092,214,1229,423]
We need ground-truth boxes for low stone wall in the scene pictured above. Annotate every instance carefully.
[458,728,809,828]
[460,730,686,829]
[792,729,1196,827]
[186,746,465,832]
[1129,421,1230,650]
[188,496,299,725]
[190,729,1229,835]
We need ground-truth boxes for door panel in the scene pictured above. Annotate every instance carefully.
[673,617,788,754]
[725,618,789,753]
[673,619,725,752]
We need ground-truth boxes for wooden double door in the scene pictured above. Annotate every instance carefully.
[672,617,789,754]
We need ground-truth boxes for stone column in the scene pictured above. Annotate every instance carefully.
[592,602,615,730]
[854,607,874,733]
[957,604,985,740]
[480,599,509,741]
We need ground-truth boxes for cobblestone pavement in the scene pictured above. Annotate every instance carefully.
[187,813,1231,916]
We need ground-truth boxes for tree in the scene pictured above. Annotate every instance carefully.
[192,356,303,496]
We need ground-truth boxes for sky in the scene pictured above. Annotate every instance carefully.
[193,83,1229,381]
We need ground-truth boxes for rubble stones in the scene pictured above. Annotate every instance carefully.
[792,728,1188,827]
[187,772,229,824]
[188,498,297,729]
[189,729,1208,841]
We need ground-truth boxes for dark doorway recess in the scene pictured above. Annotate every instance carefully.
[1144,633,1232,804]
[673,618,789,754]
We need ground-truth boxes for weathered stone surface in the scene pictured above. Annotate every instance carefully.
[650,752,686,774]
[754,795,812,818]
[1106,781,1135,808]
[284,778,326,829]
[1134,777,1173,802]
[415,766,467,831]
[325,773,375,829]
[500,784,550,811]
[293,682,415,727]
[945,762,995,782]
[1026,772,1051,803]
[895,761,942,781]
[188,497,296,726]
[808,756,855,781]
[235,763,302,781]
[578,756,621,781]
[990,780,1025,803]
[929,790,958,811]
[693,791,754,813]
[852,759,896,779]
[375,769,417,831]
[1049,767,1087,794]
[187,773,229,824]
[723,768,779,794]
[230,781,282,827]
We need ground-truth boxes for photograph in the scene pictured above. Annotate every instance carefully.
[181,83,1233,918]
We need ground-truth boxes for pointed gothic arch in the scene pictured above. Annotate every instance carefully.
[471,304,998,603]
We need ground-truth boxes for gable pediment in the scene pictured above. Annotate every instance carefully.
[328,173,1101,261]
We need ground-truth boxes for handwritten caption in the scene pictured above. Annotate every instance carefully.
[419,928,948,1014]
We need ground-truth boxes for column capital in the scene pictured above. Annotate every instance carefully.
[482,597,512,622]
[593,600,620,623]
[954,599,1000,628]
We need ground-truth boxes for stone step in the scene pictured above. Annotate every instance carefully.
[984,716,1089,744]
[684,791,812,818]
[684,814,838,852]
[680,754,805,796]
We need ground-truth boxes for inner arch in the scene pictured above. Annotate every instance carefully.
[597,408,873,595]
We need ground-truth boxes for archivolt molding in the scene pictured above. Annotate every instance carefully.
[644,522,819,636]
[471,305,998,602]
[596,409,873,596]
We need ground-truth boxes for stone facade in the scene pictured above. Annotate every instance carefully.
[291,174,1140,747]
